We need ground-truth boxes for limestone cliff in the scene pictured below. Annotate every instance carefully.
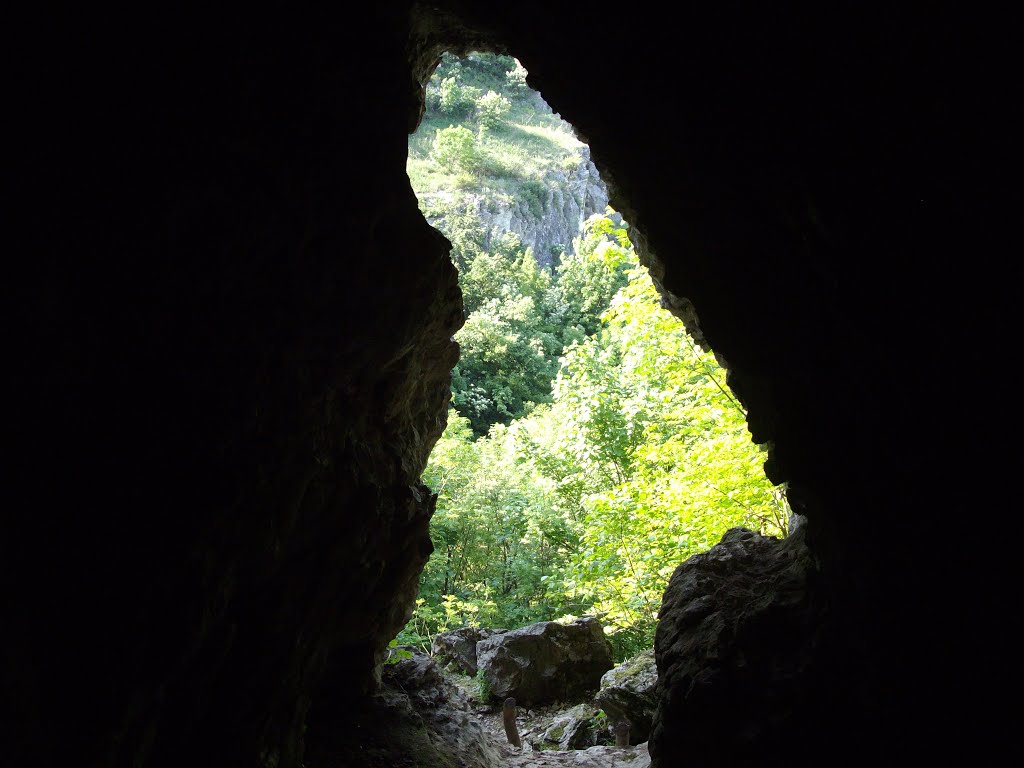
[421,144,608,269]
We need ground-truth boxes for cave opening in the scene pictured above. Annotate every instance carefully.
[395,50,791,675]
[7,4,1000,767]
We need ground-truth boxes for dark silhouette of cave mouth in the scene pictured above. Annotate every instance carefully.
[9,3,997,766]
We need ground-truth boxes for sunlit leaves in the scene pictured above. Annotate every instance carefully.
[431,125,481,173]
[404,214,790,661]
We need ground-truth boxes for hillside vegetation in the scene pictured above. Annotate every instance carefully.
[408,53,584,199]
[401,53,789,661]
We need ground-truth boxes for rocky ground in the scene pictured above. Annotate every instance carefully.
[305,632,654,768]
[451,671,651,767]
[478,712,651,767]
[304,660,650,768]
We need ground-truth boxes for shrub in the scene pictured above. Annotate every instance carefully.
[474,668,492,702]
[431,125,481,173]
[520,178,548,218]
[453,171,477,190]
[477,90,511,129]
[506,60,529,95]
[438,76,480,118]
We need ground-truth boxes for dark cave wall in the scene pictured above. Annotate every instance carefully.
[5,3,1006,767]
[9,6,460,767]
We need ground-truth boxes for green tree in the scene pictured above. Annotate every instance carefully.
[406,220,789,660]
[546,211,632,345]
[431,125,481,173]
[529,253,789,656]
[505,59,529,96]
[407,409,581,643]
[448,233,566,435]
[437,76,480,118]
[408,52,793,661]
[477,90,511,129]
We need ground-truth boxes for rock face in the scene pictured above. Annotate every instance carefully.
[432,626,506,675]
[476,617,615,707]
[307,648,501,768]
[419,145,608,271]
[471,145,609,269]
[595,650,658,745]
[649,520,823,766]
[9,3,1004,768]
[521,702,603,751]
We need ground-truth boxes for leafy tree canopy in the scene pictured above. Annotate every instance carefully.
[400,212,790,661]
[402,54,790,663]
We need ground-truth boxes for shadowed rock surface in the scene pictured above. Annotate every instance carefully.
[476,617,614,707]
[520,702,602,751]
[651,520,823,766]
[6,2,1009,767]
[595,650,658,745]
[307,647,499,768]
[432,626,506,676]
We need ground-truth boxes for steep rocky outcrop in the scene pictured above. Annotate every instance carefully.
[469,145,607,268]
[420,144,608,269]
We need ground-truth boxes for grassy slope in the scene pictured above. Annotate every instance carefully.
[407,56,586,207]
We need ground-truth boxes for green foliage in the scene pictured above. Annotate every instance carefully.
[398,213,790,661]
[531,251,789,644]
[404,51,792,663]
[411,51,584,199]
[505,59,529,96]
[393,598,437,653]
[588,709,615,746]
[519,178,549,218]
[384,639,415,665]
[415,410,581,628]
[427,53,517,122]
[431,125,481,173]
[473,668,492,702]
[541,211,632,347]
[437,76,481,118]
[447,232,568,435]
[477,90,512,129]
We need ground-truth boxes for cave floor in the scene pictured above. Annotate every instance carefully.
[457,676,651,767]
[306,666,650,768]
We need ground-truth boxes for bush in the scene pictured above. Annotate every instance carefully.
[431,125,481,173]
[438,76,480,118]
[506,60,529,96]
[474,668,492,702]
[520,178,549,218]
[477,90,511,129]
[453,171,477,190]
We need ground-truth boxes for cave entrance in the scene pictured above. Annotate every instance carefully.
[399,51,790,667]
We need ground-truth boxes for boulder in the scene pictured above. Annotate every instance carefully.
[595,649,658,744]
[432,626,506,675]
[374,647,500,768]
[476,617,614,707]
[521,702,602,751]
[650,521,823,764]
[381,646,448,705]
